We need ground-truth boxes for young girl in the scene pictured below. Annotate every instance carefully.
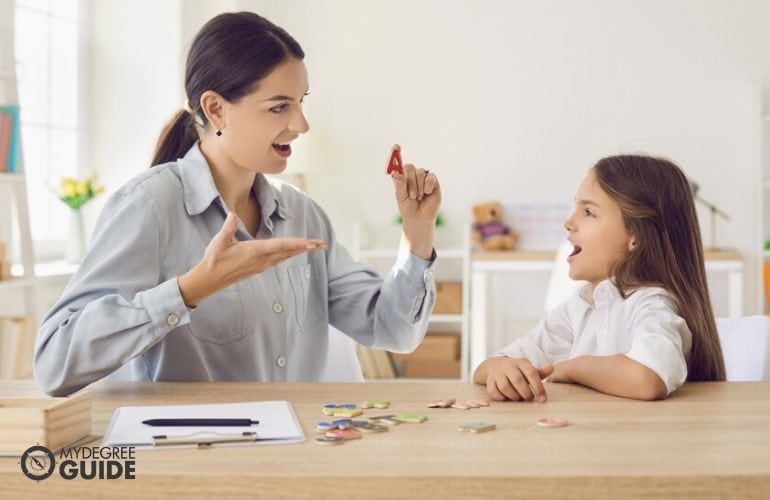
[473,155,725,401]
[34,12,441,396]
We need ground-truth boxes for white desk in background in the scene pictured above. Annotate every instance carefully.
[469,249,744,373]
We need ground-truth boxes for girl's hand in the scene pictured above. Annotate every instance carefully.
[178,212,327,307]
[547,360,575,384]
[391,163,441,260]
[479,357,554,402]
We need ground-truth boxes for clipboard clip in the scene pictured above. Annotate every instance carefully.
[152,431,258,448]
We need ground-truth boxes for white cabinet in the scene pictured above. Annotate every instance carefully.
[351,223,471,381]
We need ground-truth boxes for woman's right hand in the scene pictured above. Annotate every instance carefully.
[178,212,327,307]
[474,357,553,402]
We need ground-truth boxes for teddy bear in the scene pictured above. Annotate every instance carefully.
[471,201,518,251]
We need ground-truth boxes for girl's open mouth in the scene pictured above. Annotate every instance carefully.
[567,245,582,261]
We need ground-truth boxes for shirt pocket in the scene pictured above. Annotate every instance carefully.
[286,262,324,333]
[187,284,245,345]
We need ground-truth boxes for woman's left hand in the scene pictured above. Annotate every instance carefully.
[391,163,441,260]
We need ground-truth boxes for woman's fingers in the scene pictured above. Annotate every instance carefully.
[423,172,438,195]
[404,163,418,200]
[415,168,426,201]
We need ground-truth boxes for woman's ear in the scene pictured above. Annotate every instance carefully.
[199,91,226,131]
[628,236,637,251]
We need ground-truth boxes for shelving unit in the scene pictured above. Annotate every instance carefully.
[761,108,770,313]
[0,21,38,377]
[352,223,471,382]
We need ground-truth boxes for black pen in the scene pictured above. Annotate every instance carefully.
[142,418,259,427]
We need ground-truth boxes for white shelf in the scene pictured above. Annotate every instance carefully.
[0,173,25,183]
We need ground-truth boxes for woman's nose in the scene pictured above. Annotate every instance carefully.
[290,108,310,134]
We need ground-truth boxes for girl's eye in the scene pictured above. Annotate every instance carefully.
[270,103,289,113]
[584,208,595,218]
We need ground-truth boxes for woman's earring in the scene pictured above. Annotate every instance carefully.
[216,130,222,137]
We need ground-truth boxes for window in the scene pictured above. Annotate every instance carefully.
[14,0,82,260]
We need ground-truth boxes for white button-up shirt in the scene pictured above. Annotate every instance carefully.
[35,143,436,396]
[495,280,692,395]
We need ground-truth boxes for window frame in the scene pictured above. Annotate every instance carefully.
[13,0,87,262]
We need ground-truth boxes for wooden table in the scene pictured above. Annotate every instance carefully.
[1,380,769,498]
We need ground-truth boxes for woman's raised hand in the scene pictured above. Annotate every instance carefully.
[391,162,441,260]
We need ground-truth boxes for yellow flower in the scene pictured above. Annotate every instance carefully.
[75,181,89,196]
[95,185,105,194]
[63,181,76,199]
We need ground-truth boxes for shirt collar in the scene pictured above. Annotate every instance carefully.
[178,142,293,221]
[578,279,622,307]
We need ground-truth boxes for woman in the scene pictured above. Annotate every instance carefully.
[34,12,440,396]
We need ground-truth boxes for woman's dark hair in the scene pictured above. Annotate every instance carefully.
[151,12,304,166]
[594,155,726,382]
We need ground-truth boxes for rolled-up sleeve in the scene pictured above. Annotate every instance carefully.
[624,295,691,395]
[323,219,436,354]
[34,189,191,396]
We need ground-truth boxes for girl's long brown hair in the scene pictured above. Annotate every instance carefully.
[594,155,725,381]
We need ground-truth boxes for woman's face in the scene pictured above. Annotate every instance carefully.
[563,169,635,286]
[219,57,310,174]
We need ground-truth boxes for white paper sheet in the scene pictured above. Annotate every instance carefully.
[101,400,305,449]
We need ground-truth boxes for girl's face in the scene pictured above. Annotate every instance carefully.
[219,57,310,174]
[563,170,635,286]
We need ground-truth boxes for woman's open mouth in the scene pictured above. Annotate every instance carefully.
[567,245,582,262]
[272,143,292,158]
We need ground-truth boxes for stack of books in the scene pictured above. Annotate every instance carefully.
[0,104,21,173]
[0,391,91,456]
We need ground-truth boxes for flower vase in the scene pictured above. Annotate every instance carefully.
[65,208,86,264]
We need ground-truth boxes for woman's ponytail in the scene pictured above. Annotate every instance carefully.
[150,109,199,167]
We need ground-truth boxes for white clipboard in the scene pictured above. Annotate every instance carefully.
[101,400,305,449]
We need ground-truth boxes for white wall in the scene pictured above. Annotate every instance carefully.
[238,0,770,316]
[86,1,770,317]
[83,0,183,236]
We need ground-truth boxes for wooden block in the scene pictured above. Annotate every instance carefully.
[0,391,92,455]
[434,282,462,314]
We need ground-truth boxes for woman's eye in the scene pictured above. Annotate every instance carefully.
[270,103,289,113]
[584,208,595,217]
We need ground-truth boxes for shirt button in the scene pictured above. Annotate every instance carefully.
[425,270,434,281]
[167,313,180,326]
[276,356,287,368]
[598,320,607,329]
[273,302,283,314]
[304,269,310,279]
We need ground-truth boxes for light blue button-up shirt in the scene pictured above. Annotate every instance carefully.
[34,143,436,396]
